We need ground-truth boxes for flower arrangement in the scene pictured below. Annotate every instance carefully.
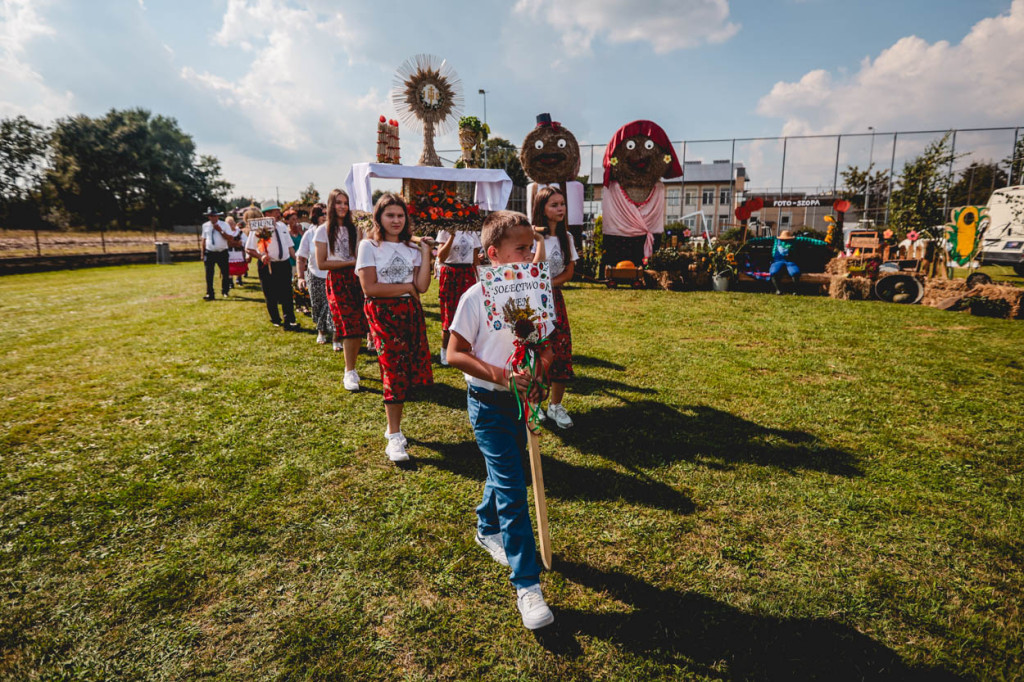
[696,243,737,278]
[645,247,689,272]
[501,296,549,430]
[407,185,482,235]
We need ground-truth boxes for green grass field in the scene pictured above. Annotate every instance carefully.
[1,263,1022,680]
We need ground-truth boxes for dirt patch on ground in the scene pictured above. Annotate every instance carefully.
[0,230,199,258]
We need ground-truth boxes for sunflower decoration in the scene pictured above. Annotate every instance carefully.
[945,205,989,266]
[392,54,463,167]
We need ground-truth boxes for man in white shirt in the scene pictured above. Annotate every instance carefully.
[201,208,233,300]
[244,203,299,329]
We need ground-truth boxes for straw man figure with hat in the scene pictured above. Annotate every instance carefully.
[770,230,801,295]
[520,113,585,251]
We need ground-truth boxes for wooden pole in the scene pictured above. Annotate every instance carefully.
[526,421,551,570]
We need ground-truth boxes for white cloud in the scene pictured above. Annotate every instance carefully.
[756,0,1024,135]
[513,0,739,56]
[182,0,383,153]
[0,0,73,121]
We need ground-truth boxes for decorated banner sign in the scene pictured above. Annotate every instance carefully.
[248,217,276,233]
[479,262,554,337]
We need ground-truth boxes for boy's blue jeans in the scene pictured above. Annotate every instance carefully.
[467,386,541,590]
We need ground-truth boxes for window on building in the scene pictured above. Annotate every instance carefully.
[780,213,792,228]
[684,189,696,206]
[720,189,731,205]
[719,215,730,229]
[701,187,715,204]
[666,187,681,207]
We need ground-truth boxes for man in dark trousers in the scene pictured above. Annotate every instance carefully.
[244,204,299,329]
[201,208,233,300]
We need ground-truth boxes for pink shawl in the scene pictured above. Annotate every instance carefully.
[601,182,666,259]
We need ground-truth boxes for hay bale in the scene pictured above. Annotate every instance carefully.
[921,279,968,307]
[825,257,849,275]
[962,284,1024,319]
[829,275,872,300]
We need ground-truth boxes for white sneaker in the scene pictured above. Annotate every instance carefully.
[475,532,510,567]
[343,370,360,391]
[385,432,409,462]
[440,348,448,366]
[546,403,573,429]
[332,341,342,352]
[317,331,327,344]
[516,584,554,630]
[384,429,408,448]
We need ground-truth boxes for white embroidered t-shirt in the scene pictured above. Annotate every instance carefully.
[437,229,482,265]
[449,282,514,393]
[296,229,326,279]
[355,240,422,297]
[534,233,578,279]
[314,223,355,261]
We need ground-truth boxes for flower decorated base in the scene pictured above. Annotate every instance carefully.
[403,178,457,205]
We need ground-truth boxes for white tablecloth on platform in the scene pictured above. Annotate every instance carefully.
[344,163,514,212]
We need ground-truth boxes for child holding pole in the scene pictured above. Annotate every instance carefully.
[447,210,555,630]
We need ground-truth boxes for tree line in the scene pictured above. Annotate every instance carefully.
[0,109,232,232]
[839,133,1023,234]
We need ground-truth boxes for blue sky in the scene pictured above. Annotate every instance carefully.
[2,0,1022,201]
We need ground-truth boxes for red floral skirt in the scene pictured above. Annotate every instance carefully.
[327,268,369,338]
[549,287,573,382]
[364,296,434,403]
[439,264,478,330]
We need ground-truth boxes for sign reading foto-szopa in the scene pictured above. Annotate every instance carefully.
[751,195,825,208]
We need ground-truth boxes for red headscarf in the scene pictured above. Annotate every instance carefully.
[602,120,683,187]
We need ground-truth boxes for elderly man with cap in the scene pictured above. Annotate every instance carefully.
[245,203,300,330]
[201,207,233,300]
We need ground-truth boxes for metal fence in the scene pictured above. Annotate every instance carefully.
[441,125,1023,234]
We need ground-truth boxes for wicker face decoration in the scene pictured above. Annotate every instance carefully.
[520,118,581,185]
[609,135,672,192]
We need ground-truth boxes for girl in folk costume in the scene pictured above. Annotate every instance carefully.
[316,189,368,390]
[356,193,435,462]
[435,224,482,366]
[296,212,333,345]
[600,120,683,270]
[226,216,248,286]
[531,187,578,428]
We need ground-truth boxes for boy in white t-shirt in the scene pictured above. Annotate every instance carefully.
[446,211,554,631]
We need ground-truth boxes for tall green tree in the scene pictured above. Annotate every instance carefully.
[948,161,1007,208]
[839,163,889,211]
[299,182,320,205]
[48,108,231,230]
[887,133,960,236]
[0,115,50,228]
[1004,136,1024,187]
[481,137,528,187]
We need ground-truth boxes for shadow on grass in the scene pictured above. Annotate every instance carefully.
[412,438,694,514]
[551,401,861,477]
[566,374,657,399]
[537,559,963,680]
[572,354,626,371]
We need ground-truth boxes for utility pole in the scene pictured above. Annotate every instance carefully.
[479,89,488,168]
[865,126,875,223]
